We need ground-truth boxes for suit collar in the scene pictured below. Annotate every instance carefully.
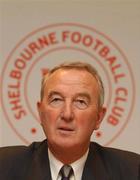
[27,140,52,180]
[27,140,110,180]
[82,142,110,180]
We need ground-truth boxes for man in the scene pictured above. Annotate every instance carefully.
[0,61,139,180]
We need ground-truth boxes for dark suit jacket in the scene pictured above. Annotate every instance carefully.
[0,140,139,180]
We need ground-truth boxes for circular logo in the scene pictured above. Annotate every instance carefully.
[1,23,135,145]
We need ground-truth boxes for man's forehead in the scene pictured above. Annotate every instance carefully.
[48,68,96,83]
[42,69,97,95]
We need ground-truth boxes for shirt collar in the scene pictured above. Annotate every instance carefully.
[48,148,89,180]
[48,148,63,180]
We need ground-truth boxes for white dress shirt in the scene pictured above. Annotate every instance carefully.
[48,148,89,180]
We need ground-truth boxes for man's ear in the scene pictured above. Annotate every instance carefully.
[95,107,106,130]
[37,101,42,123]
[37,101,41,111]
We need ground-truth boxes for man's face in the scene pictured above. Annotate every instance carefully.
[37,69,106,151]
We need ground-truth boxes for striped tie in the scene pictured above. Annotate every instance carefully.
[60,165,73,180]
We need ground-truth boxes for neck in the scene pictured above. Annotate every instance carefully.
[48,143,89,164]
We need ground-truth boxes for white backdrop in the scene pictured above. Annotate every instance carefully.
[0,0,140,154]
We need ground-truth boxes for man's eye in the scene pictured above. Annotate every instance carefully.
[50,98,63,107]
[74,99,88,109]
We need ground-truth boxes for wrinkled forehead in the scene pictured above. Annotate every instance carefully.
[42,70,100,100]
[41,68,101,102]
[46,68,98,85]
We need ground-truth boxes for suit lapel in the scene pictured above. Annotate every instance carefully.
[26,140,52,180]
[26,141,111,180]
[82,142,110,180]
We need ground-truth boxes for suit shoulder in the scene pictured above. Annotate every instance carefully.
[91,142,140,164]
[0,140,47,179]
[0,140,46,164]
[90,142,140,179]
[103,145,140,165]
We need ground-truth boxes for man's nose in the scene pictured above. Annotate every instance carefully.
[60,101,74,121]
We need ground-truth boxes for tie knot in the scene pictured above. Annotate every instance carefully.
[60,165,73,179]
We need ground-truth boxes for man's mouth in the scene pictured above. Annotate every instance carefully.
[57,127,75,134]
[59,127,73,131]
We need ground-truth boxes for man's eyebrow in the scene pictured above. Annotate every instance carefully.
[48,91,62,98]
[75,93,91,100]
[47,91,91,100]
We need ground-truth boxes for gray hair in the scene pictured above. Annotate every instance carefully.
[40,61,105,108]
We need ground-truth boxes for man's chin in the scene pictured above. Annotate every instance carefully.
[54,139,77,149]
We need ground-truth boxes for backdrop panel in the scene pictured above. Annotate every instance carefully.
[0,0,140,154]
